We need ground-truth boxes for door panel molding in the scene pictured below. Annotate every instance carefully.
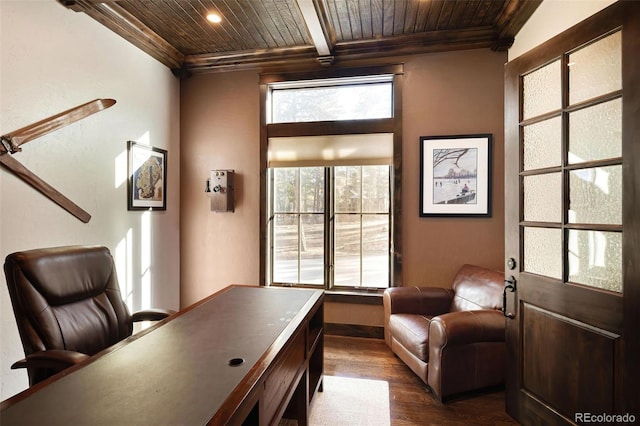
[520,392,576,425]
[522,304,617,416]
[518,274,622,333]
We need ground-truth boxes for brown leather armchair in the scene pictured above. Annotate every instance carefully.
[4,245,175,386]
[383,264,505,401]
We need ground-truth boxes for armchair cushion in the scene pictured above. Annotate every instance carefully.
[388,314,432,362]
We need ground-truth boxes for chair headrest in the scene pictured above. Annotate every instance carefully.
[5,245,115,306]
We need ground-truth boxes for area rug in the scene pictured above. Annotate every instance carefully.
[308,375,391,426]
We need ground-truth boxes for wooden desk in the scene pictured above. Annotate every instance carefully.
[0,285,324,425]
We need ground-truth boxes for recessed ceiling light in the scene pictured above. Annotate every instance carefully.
[207,13,222,24]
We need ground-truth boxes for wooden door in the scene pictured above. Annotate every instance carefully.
[504,2,640,424]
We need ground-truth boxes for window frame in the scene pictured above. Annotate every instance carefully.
[259,65,404,291]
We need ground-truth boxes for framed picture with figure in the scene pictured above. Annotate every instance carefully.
[419,134,492,217]
[127,141,167,211]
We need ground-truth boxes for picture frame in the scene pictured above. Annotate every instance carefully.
[419,134,492,217]
[127,141,167,211]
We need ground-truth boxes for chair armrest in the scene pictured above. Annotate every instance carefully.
[11,349,89,371]
[429,310,505,348]
[383,286,453,316]
[131,308,176,322]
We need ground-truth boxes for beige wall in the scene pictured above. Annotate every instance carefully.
[180,48,507,310]
[0,1,180,400]
[180,71,261,306]
[402,50,506,286]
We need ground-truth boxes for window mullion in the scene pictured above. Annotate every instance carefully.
[267,169,274,286]
[360,166,364,287]
[359,213,364,287]
[297,212,301,284]
[296,169,301,284]
[326,167,333,290]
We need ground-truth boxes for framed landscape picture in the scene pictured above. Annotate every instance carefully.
[419,134,492,217]
[127,141,167,211]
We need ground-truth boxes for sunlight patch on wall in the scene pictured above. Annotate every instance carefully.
[136,131,151,146]
[116,131,151,188]
[141,210,151,310]
[114,149,128,189]
[115,228,134,307]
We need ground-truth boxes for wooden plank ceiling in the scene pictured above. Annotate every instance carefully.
[59,0,541,75]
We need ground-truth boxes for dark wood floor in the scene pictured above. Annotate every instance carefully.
[323,335,519,425]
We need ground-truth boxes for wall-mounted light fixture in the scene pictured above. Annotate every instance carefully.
[205,170,235,212]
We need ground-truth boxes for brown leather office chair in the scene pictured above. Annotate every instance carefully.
[4,245,175,386]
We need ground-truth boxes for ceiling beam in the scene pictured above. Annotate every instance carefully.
[295,0,331,57]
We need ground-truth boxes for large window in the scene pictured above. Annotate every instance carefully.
[261,67,402,290]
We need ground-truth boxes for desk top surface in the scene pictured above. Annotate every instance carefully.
[0,285,323,426]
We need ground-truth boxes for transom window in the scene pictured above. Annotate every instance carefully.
[268,75,393,124]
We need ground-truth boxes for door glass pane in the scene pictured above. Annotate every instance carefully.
[569,166,622,225]
[524,173,562,223]
[523,116,562,170]
[362,214,389,288]
[568,230,622,292]
[273,214,298,283]
[523,60,561,120]
[335,214,361,286]
[524,227,562,280]
[299,214,324,284]
[569,31,621,105]
[569,98,622,164]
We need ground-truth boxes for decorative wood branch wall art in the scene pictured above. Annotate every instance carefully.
[0,98,116,223]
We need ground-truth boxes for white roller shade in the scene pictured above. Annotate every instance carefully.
[268,133,393,167]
